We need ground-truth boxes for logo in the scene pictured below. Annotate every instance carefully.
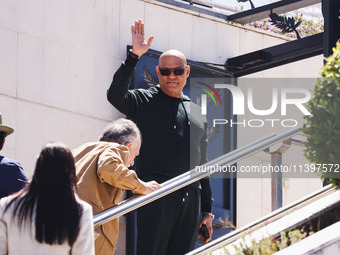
[196,81,312,128]
[197,82,222,115]
[199,84,311,116]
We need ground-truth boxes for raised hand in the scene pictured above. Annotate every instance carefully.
[131,20,154,57]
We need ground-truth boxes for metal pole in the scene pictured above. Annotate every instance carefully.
[265,139,291,211]
[271,153,282,210]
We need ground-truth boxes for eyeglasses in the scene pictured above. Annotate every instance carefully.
[158,66,187,76]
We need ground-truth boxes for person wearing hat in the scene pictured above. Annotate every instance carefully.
[0,113,27,199]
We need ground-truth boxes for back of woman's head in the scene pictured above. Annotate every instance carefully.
[8,142,82,246]
[31,142,76,196]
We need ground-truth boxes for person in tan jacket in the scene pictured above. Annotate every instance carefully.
[73,118,161,255]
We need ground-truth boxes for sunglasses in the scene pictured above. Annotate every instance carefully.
[158,66,187,76]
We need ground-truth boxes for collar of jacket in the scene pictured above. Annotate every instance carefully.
[154,85,191,102]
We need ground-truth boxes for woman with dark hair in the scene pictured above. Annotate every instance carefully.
[0,142,94,255]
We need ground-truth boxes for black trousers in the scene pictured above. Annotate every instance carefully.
[137,186,201,255]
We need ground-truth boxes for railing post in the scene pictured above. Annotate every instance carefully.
[265,139,291,211]
[271,153,282,210]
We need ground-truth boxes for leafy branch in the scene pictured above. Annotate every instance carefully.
[269,10,302,39]
[142,65,158,87]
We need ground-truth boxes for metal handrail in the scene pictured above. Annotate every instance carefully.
[94,127,300,227]
[187,184,335,255]
[161,133,277,187]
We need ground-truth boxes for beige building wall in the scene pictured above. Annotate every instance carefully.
[236,63,323,227]
[0,0,324,251]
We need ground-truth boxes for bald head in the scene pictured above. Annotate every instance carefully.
[159,50,187,66]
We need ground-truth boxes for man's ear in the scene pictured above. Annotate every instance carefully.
[186,65,190,77]
[125,142,132,149]
[156,66,160,77]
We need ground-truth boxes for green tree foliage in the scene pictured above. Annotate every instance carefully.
[223,229,310,255]
[303,42,340,187]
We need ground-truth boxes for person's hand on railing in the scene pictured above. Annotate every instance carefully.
[142,181,162,195]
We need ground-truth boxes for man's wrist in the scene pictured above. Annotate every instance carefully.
[128,49,140,59]
[125,49,140,67]
[202,212,214,220]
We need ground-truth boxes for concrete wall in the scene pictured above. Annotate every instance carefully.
[1,0,250,177]
[0,0,123,177]
[0,0,323,250]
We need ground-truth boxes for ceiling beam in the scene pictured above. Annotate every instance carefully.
[227,0,321,24]
[225,32,323,77]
